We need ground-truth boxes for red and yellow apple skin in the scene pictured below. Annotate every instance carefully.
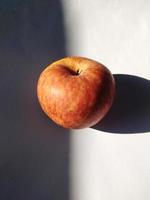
[37,56,115,129]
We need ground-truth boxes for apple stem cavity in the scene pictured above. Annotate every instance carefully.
[76,69,80,75]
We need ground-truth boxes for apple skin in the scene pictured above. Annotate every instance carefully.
[37,56,115,129]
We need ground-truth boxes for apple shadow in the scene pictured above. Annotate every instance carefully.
[0,1,70,200]
[92,74,150,134]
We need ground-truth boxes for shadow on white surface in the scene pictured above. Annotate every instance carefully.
[93,74,150,133]
[0,1,70,199]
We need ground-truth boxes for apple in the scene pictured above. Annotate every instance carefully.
[37,56,115,129]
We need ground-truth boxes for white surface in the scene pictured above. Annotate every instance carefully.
[62,0,150,200]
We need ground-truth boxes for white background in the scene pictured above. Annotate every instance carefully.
[62,0,150,200]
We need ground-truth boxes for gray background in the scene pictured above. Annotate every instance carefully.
[0,1,69,199]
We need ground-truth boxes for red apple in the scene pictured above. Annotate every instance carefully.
[37,56,115,129]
